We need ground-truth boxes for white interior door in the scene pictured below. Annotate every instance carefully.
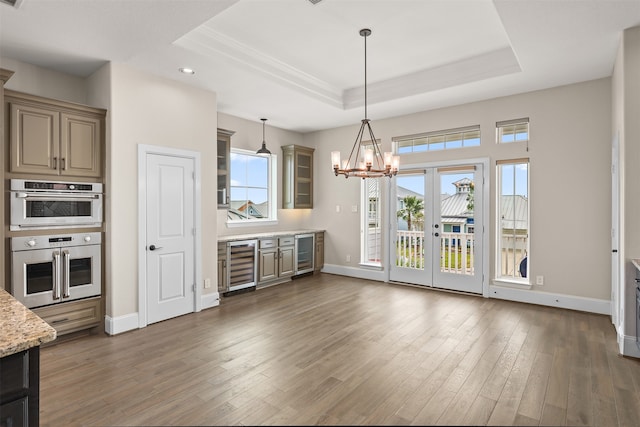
[611,132,621,329]
[390,164,484,294]
[145,152,196,324]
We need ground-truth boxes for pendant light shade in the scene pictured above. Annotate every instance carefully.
[331,28,399,179]
[256,118,271,155]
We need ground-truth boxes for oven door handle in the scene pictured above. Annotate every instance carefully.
[62,250,71,298]
[15,192,100,199]
[52,252,61,300]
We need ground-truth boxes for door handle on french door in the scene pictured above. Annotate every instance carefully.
[434,232,439,237]
[149,244,163,251]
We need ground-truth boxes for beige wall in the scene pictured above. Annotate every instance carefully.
[106,63,218,318]
[306,78,612,301]
[1,56,88,104]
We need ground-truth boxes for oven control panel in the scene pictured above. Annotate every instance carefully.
[12,232,102,251]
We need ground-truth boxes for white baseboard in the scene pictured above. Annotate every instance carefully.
[489,284,610,315]
[201,292,220,310]
[105,312,139,336]
[322,263,386,282]
[621,332,640,358]
[105,295,219,336]
[324,264,611,316]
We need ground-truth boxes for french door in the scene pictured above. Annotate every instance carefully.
[389,163,484,294]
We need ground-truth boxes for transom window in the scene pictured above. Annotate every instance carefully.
[228,148,277,224]
[393,125,480,154]
[497,118,529,144]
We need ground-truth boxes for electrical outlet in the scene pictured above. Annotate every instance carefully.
[204,278,211,288]
[351,205,358,213]
[346,254,351,262]
[536,275,544,285]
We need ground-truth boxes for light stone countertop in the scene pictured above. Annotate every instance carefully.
[0,289,56,358]
[218,229,325,243]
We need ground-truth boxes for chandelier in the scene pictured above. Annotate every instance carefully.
[331,28,399,179]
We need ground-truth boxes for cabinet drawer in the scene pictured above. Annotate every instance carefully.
[279,236,294,246]
[260,239,277,249]
[33,297,100,336]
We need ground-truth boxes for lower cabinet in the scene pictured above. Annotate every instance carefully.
[258,236,295,286]
[315,231,324,272]
[0,347,39,427]
[32,297,101,336]
[217,242,228,293]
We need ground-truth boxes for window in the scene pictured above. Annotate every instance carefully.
[497,118,529,144]
[228,148,277,224]
[393,125,480,154]
[361,176,382,266]
[496,159,529,283]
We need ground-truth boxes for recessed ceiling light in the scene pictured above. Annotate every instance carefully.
[179,67,195,75]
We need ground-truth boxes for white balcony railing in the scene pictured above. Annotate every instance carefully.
[396,230,475,275]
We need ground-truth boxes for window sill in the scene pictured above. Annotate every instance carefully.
[226,219,278,228]
[359,262,383,270]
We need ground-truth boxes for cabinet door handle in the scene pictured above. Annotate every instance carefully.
[53,156,58,169]
[61,157,66,170]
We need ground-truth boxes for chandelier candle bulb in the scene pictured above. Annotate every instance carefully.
[384,152,393,168]
[392,155,400,172]
[331,151,341,169]
[364,149,374,167]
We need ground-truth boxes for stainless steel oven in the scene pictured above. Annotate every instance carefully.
[10,179,103,231]
[11,232,102,309]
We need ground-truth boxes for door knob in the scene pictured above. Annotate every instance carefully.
[149,244,163,251]
[434,233,439,237]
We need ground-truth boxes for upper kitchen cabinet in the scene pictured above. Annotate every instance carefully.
[217,128,234,208]
[5,90,105,178]
[282,144,314,209]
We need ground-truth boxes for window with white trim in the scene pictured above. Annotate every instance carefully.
[394,125,480,154]
[496,159,529,283]
[497,118,529,144]
[228,148,277,224]
[361,177,382,266]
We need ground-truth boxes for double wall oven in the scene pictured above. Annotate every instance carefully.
[9,179,104,310]
[11,233,102,309]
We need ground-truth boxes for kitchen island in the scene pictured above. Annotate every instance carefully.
[0,289,57,426]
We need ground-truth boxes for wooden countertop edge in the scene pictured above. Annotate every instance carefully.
[0,289,57,358]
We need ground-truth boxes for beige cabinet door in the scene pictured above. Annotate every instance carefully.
[60,113,102,177]
[258,248,278,283]
[9,102,60,174]
[279,246,295,277]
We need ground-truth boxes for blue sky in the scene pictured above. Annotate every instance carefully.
[397,166,528,197]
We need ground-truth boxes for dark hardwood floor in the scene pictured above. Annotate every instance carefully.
[39,273,640,426]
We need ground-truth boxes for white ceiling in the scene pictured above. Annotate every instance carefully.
[1,0,639,133]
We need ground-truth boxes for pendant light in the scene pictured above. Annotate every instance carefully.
[256,118,271,155]
[331,28,399,179]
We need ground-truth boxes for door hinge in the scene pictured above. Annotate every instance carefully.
[192,228,196,236]
[192,284,196,292]
[192,171,195,180]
